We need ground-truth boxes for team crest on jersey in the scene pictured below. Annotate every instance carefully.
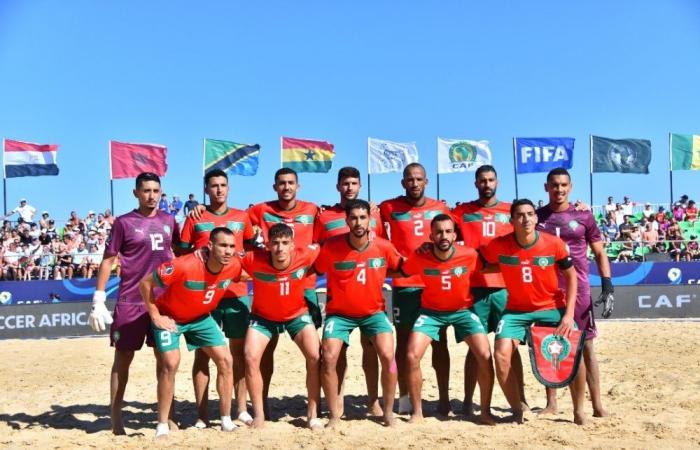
[221,280,231,289]
[113,331,120,342]
[454,267,464,276]
[568,220,579,231]
[540,334,571,370]
[163,224,171,234]
[163,264,174,275]
[536,257,548,268]
[295,268,306,278]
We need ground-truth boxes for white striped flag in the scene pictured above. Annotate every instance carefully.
[3,139,60,178]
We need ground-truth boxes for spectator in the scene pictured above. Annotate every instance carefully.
[686,200,698,223]
[169,195,183,217]
[86,244,102,278]
[686,237,700,261]
[7,198,37,225]
[67,210,81,229]
[616,235,635,262]
[55,243,73,280]
[84,210,97,230]
[678,194,689,209]
[3,242,21,280]
[614,204,626,226]
[71,242,90,279]
[39,211,51,229]
[642,222,659,251]
[642,202,655,219]
[95,213,110,234]
[667,219,684,262]
[19,228,32,246]
[602,217,619,243]
[37,245,54,280]
[158,193,169,213]
[621,196,634,216]
[619,215,634,240]
[672,203,685,222]
[604,196,617,215]
[45,219,58,241]
[183,194,199,216]
[28,223,41,240]
[537,200,545,209]
[103,209,115,226]
[86,229,99,247]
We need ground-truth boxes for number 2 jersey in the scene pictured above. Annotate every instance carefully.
[104,210,179,304]
[482,231,570,312]
[179,207,255,297]
[379,196,450,288]
[402,245,479,311]
[315,235,402,317]
[452,200,512,288]
[153,253,242,323]
[241,245,320,322]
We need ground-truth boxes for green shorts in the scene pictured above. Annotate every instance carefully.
[495,308,566,342]
[391,287,423,329]
[413,308,486,343]
[153,315,226,353]
[322,312,393,345]
[211,296,251,339]
[471,287,508,333]
[305,289,323,329]
[248,312,314,339]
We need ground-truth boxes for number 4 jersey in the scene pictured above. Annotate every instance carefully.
[153,253,242,323]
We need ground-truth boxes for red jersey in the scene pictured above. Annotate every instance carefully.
[402,245,478,311]
[179,207,255,297]
[452,200,512,288]
[315,235,401,317]
[153,253,242,323]
[313,204,385,243]
[482,232,570,312]
[248,200,319,290]
[379,196,450,287]
[241,245,319,322]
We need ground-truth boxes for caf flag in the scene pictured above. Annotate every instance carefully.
[527,325,586,388]
[591,136,651,174]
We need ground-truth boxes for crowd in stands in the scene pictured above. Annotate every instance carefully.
[0,192,697,282]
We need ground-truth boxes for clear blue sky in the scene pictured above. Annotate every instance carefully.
[1,1,699,219]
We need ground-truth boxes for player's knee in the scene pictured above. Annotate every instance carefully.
[161,357,180,375]
[406,349,422,369]
[306,349,321,366]
[244,350,262,369]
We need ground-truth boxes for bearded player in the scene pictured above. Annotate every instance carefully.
[379,162,452,415]
[537,168,613,417]
[140,227,241,438]
[314,167,386,416]
[315,199,400,427]
[402,214,495,425]
[87,172,179,435]
[484,199,587,425]
[180,169,256,427]
[451,165,527,416]
[241,223,322,430]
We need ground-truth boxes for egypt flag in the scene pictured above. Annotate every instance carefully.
[3,139,60,178]
[281,137,335,173]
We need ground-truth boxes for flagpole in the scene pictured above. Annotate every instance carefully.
[669,133,674,207]
[2,138,6,214]
[511,138,519,199]
[280,136,283,169]
[436,173,441,201]
[367,137,371,202]
[202,138,206,204]
[108,140,114,214]
[589,135,594,207]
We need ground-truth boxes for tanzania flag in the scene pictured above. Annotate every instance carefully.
[281,137,335,173]
[204,138,260,176]
[671,133,700,171]
[591,135,651,174]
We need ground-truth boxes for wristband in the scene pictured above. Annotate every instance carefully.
[93,290,107,303]
[601,277,614,294]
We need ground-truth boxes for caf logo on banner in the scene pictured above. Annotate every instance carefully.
[448,142,479,170]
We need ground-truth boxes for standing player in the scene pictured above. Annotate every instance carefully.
[484,199,587,425]
[402,215,495,425]
[247,168,320,414]
[315,199,400,427]
[451,165,527,416]
[87,172,179,435]
[140,227,241,438]
[180,169,256,427]
[313,166,385,416]
[379,163,452,414]
[241,223,322,430]
[537,167,613,417]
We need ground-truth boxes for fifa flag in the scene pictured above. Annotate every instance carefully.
[281,137,335,173]
[515,137,574,174]
[204,139,260,176]
[591,136,651,174]
[437,138,491,174]
[110,140,168,179]
[3,139,60,178]
[671,133,700,171]
[368,138,418,174]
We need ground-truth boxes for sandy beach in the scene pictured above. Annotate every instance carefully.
[1,321,698,449]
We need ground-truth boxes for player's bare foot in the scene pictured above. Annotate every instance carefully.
[112,424,126,436]
[573,412,587,426]
[167,419,179,431]
[327,417,341,429]
[521,401,531,413]
[383,414,396,427]
[437,399,452,416]
[479,412,496,426]
[408,413,424,424]
[368,400,383,417]
[461,400,475,417]
[538,405,557,415]
[510,410,524,424]
[250,417,265,429]
[593,407,609,418]
[308,418,324,431]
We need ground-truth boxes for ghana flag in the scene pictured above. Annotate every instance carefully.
[204,138,260,176]
[671,133,700,171]
[281,136,335,173]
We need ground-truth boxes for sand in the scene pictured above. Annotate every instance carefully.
[1,321,699,449]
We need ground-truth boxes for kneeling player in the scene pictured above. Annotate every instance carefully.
[401,214,495,425]
[241,223,322,430]
[483,199,586,425]
[140,227,241,438]
[314,199,401,427]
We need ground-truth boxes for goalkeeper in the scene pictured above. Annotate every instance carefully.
[537,168,614,418]
[87,172,181,435]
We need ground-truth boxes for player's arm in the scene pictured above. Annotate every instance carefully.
[88,219,125,331]
[478,244,500,274]
[555,258,577,338]
[139,272,177,332]
[590,240,614,318]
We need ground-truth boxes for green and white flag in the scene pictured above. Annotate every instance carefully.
[671,133,700,171]
[437,138,492,174]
